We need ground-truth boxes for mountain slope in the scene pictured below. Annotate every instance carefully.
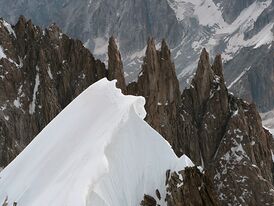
[0,79,194,206]
[0,0,273,112]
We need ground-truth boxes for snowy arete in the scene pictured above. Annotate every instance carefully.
[0,78,193,206]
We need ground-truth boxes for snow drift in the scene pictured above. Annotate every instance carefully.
[0,78,193,206]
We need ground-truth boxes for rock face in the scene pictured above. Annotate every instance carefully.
[141,167,220,206]
[127,38,181,147]
[165,167,220,206]
[180,50,230,165]
[0,16,107,167]
[179,49,274,205]
[107,36,126,92]
[127,40,274,205]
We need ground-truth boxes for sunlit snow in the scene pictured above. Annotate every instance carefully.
[0,78,193,206]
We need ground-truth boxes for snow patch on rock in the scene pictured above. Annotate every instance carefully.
[0,46,7,59]
[2,20,16,38]
[29,66,40,114]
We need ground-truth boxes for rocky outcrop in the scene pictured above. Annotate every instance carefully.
[140,167,220,206]
[107,36,126,92]
[209,98,274,205]
[128,40,274,205]
[127,38,181,147]
[179,50,230,165]
[140,195,157,206]
[165,167,220,206]
[0,16,108,167]
[178,49,274,205]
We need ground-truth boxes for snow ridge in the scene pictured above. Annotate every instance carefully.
[0,78,193,206]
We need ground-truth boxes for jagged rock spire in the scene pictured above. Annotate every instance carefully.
[211,54,224,81]
[180,49,274,205]
[160,39,170,59]
[181,49,230,163]
[107,36,126,93]
[127,37,181,146]
[190,49,214,116]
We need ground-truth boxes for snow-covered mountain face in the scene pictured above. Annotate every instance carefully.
[0,0,273,111]
[0,79,194,206]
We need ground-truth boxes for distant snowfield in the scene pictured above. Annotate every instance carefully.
[166,0,273,80]
[219,0,273,62]
[0,78,193,206]
[167,0,226,27]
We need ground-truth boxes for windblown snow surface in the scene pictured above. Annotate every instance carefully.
[0,78,193,206]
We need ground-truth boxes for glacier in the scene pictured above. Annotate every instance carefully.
[0,78,193,206]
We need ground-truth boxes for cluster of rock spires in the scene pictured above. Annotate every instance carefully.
[0,17,273,205]
[136,45,274,205]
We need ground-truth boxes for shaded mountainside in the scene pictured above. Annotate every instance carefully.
[0,18,273,205]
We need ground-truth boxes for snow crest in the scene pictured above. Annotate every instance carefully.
[0,78,193,206]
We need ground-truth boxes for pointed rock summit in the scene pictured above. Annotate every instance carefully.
[135,48,274,205]
[180,49,274,205]
[127,38,181,145]
[107,36,126,92]
[182,49,230,164]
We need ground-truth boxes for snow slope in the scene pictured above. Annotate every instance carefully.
[168,0,226,27]
[0,78,193,206]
